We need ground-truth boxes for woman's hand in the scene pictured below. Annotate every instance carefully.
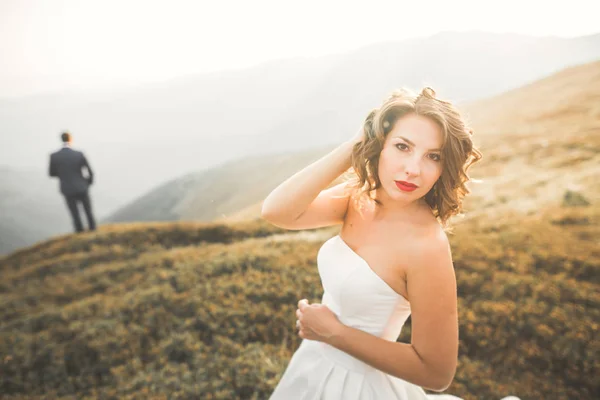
[295,299,343,343]
[349,126,366,146]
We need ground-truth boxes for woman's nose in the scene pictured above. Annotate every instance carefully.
[403,158,421,177]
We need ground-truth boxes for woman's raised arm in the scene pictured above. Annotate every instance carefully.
[261,134,361,226]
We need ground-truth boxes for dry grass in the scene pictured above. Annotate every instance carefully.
[0,203,598,399]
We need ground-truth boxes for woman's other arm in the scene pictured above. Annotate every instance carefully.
[324,233,459,391]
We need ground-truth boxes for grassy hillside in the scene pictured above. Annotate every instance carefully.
[0,203,598,399]
[458,60,600,218]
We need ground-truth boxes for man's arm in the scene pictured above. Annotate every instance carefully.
[82,154,94,184]
[49,155,57,177]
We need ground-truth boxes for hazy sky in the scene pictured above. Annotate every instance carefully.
[1,0,598,97]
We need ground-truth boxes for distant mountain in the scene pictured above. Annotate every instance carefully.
[105,60,600,225]
[245,31,600,157]
[2,31,599,255]
[1,31,598,213]
[0,166,70,255]
[103,146,338,223]
[0,166,121,256]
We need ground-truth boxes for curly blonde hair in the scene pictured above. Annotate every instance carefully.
[340,86,482,229]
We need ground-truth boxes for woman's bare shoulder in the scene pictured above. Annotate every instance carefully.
[399,214,451,265]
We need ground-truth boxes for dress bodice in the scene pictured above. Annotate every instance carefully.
[317,234,411,341]
[270,235,520,400]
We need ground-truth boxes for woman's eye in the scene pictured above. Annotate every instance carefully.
[395,144,441,162]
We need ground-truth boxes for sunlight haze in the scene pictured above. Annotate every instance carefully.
[1,0,598,97]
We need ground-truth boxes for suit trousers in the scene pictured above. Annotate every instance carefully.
[64,191,97,233]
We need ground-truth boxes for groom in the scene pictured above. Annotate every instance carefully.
[49,131,97,233]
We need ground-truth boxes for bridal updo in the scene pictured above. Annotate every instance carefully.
[341,86,482,229]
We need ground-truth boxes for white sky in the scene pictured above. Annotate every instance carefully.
[1,0,599,97]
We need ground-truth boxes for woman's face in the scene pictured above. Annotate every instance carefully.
[377,113,444,206]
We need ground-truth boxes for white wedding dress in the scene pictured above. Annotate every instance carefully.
[270,234,520,400]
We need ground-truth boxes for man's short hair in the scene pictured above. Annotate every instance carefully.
[61,132,71,143]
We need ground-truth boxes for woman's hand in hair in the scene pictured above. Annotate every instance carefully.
[349,126,367,146]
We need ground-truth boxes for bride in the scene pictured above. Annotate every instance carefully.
[261,87,520,400]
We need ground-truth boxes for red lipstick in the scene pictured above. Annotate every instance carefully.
[395,180,418,192]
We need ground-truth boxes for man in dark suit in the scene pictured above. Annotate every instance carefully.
[49,131,97,233]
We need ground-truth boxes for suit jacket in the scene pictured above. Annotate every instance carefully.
[49,146,94,196]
